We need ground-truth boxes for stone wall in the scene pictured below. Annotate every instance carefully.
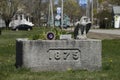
[16,39,102,71]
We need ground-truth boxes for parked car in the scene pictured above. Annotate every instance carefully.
[12,24,32,31]
[9,13,34,31]
[63,24,70,29]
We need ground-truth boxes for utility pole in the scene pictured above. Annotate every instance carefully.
[86,0,90,17]
[96,0,99,26]
[48,1,51,27]
[61,0,63,29]
[50,0,54,27]
[97,0,99,13]
[86,0,88,17]
[91,0,94,25]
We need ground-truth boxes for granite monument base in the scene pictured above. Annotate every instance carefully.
[16,39,102,71]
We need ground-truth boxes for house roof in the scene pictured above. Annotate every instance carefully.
[113,6,120,15]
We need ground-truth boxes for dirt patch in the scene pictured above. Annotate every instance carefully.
[87,32,120,40]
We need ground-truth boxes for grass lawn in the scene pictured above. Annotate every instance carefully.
[0,27,120,80]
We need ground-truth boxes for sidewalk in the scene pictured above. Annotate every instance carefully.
[90,29,120,35]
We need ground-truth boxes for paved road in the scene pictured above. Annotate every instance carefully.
[66,28,120,35]
[90,29,120,35]
[65,28,120,39]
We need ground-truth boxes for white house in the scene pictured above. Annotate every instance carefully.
[9,12,34,30]
[113,6,120,28]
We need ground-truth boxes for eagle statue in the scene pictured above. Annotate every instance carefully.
[74,16,91,39]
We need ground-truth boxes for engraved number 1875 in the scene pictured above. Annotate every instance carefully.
[49,51,79,60]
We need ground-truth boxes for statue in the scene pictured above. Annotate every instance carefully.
[74,16,91,39]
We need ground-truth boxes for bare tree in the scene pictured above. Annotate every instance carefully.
[20,0,49,27]
[64,0,81,21]
[0,0,20,28]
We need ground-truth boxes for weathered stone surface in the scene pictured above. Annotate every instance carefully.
[16,39,102,71]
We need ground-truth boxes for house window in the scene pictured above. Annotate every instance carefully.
[15,15,18,20]
[26,16,29,21]
[20,15,22,20]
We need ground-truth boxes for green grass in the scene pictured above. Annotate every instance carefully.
[0,27,120,80]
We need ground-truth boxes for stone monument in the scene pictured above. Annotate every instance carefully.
[15,39,101,71]
[15,16,101,71]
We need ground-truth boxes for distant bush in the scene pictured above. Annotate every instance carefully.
[30,34,40,40]
[29,27,67,40]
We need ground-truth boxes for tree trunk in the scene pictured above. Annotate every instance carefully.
[0,28,1,35]
[5,20,11,29]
